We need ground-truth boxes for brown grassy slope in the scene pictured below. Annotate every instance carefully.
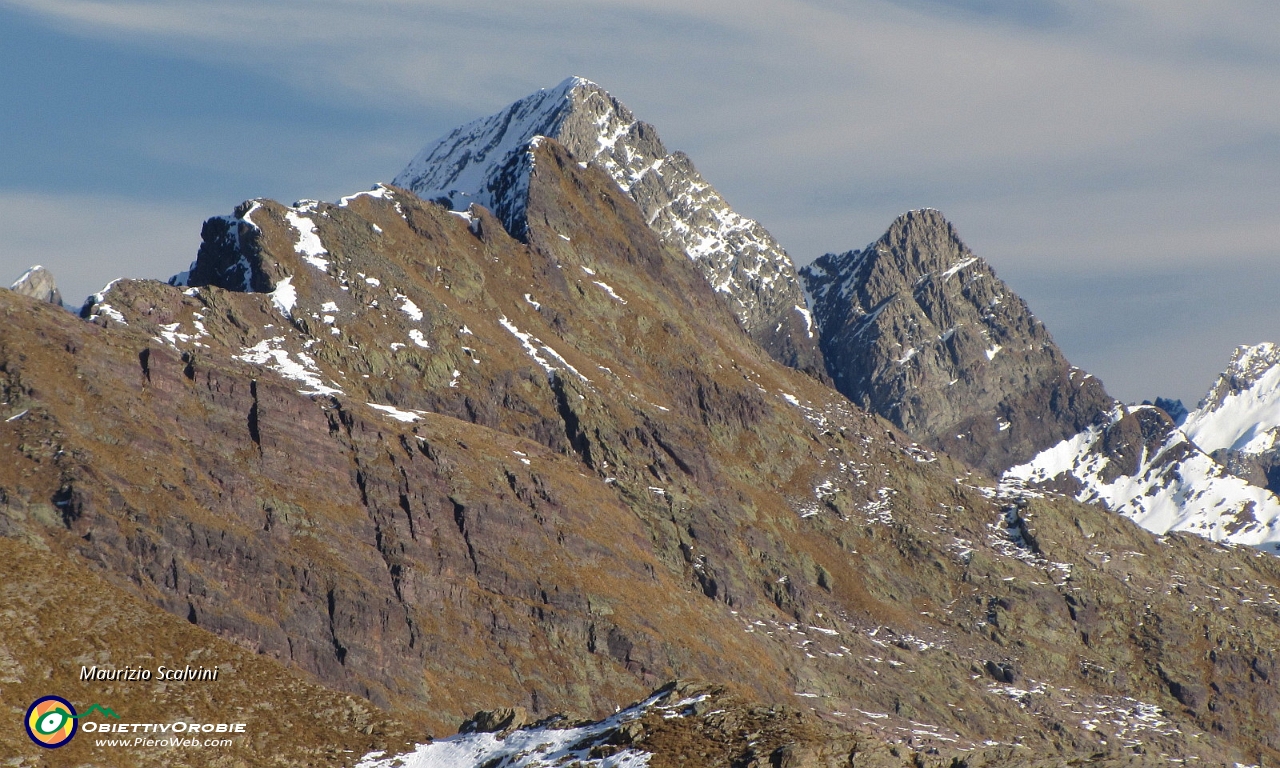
[0,278,805,734]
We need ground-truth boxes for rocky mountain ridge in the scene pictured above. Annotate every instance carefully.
[3,138,1280,765]
[793,208,1280,554]
[394,77,826,378]
[1183,342,1280,494]
[4,84,1280,766]
[799,209,1113,474]
[1002,345,1280,552]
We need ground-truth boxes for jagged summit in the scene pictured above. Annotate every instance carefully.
[800,209,1113,473]
[1179,342,1280,494]
[1004,403,1280,551]
[394,77,826,378]
[1184,343,1280,455]
[816,214,1280,550]
[8,264,63,307]
[394,76,591,217]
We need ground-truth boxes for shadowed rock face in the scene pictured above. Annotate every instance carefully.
[394,77,827,380]
[800,209,1113,473]
[3,143,1280,765]
[8,264,62,306]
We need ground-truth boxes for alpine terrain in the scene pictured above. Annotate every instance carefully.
[1005,347,1280,551]
[796,208,1280,551]
[1183,343,1280,495]
[799,209,1113,474]
[1,79,1279,767]
[394,77,826,379]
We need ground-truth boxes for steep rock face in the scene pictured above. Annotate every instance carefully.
[1004,405,1280,550]
[9,264,62,306]
[1182,343,1280,494]
[3,143,1280,764]
[799,209,1112,473]
[0,536,417,767]
[394,77,825,378]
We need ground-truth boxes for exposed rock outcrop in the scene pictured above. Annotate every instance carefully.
[8,264,62,306]
[1182,343,1280,495]
[800,209,1113,473]
[394,77,826,378]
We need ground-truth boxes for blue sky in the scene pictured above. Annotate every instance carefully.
[1,0,1277,404]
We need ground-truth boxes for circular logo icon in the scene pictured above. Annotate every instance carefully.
[25,696,77,749]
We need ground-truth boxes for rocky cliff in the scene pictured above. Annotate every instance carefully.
[799,209,1114,474]
[9,264,62,306]
[2,141,1280,766]
[394,77,826,378]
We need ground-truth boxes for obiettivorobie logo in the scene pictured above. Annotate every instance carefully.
[23,696,246,750]
[24,696,120,749]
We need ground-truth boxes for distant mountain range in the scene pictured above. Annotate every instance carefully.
[4,78,1280,767]
[791,207,1280,550]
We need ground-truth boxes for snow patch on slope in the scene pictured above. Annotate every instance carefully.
[1004,405,1280,550]
[285,210,329,271]
[1183,343,1280,455]
[270,277,297,318]
[498,316,589,384]
[236,337,342,397]
[368,403,428,423]
[83,279,128,325]
[355,689,699,768]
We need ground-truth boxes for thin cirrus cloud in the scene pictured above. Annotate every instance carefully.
[0,0,1276,403]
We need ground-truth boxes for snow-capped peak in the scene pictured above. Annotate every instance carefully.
[1182,343,1280,456]
[394,76,601,212]
[392,77,826,375]
[1004,403,1280,552]
[9,264,45,290]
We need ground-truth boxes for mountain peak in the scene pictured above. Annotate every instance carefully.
[8,264,63,307]
[562,74,599,89]
[1209,342,1280,401]
[1181,342,1280,461]
[875,208,971,275]
[800,212,1113,472]
[891,207,947,225]
[394,78,827,378]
